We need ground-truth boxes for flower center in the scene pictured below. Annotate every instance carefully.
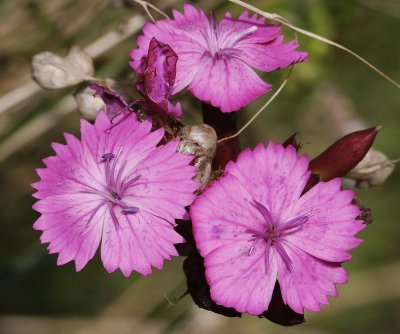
[80,150,141,229]
[249,200,310,271]
[100,151,140,215]
[264,226,280,245]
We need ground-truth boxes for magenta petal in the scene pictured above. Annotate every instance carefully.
[123,139,199,221]
[34,193,104,271]
[219,12,278,46]
[285,179,365,262]
[130,16,204,94]
[225,142,310,219]
[237,11,266,25]
[237,36,308,72]
[205,241,278,315]
[101,208,184,277]
[32,133,103,200]
[189,57,270,112]
[277,243,348,314]
[191,172,266,257]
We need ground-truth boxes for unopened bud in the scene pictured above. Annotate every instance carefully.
[347,148,395,188]
[178,125,218,192]
[309,126,379,181]
[74,86,105,120]
[32,46,94,89]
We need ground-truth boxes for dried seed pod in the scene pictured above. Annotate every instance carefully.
[32,46,94,89]
[346,148,395,189]
[74,86,105,120]
[178,124,218,192]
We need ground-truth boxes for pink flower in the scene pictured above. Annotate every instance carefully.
[191,142,365,315]
[32,111,198,276]
[130,4,307,112]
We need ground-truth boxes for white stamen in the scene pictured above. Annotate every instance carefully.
[248,237,259,255]
[224,25,258,49]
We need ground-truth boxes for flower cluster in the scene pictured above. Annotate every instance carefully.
[31,2,376,327]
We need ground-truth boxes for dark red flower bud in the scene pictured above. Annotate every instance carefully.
[309,126,380,181]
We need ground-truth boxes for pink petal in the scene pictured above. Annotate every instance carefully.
[218,12,279,47]
[277,243,348,314]
[204,241,278,315]
[285,179,365,262]
[225,142,311,221]
[123,139,199,221]
[188,56,270,112]
[33,193,104,271]
[236,35,308,72]
[130,5,207,94]
[32,133,104,200]
[101,207,184,277]
[172,3,210,27]
[237,11,266,25]
[81,111,165,177]
[191,172,267,256]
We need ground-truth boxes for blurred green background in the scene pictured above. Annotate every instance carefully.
[0,0,399,333]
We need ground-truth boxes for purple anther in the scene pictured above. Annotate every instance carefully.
[210,10,218,31]
[101,153,115,162]
[122,207,139,215]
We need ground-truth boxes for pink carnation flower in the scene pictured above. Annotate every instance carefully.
[130,4,307,112]
[32,111,198,276]
[191,142,365,315]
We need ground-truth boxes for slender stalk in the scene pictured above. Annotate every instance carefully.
[201,102,240,170]
[218,71,291,144]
